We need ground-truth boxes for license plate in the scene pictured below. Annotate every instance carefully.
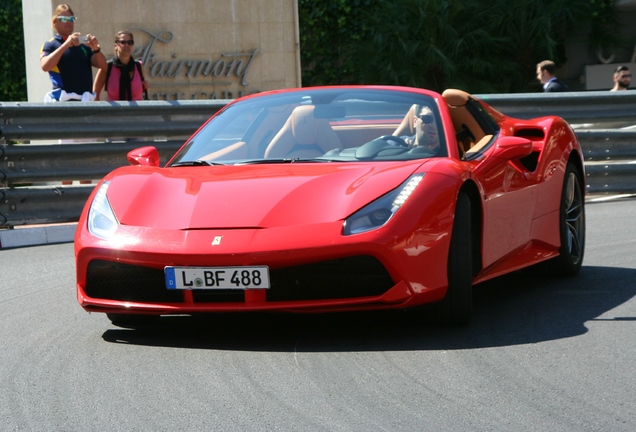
[165,266,270,290]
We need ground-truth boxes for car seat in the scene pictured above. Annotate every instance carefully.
[264,105,344,158]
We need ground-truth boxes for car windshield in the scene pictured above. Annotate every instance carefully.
[170,88,447,165]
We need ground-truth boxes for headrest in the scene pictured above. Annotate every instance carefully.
[290,105,321,145]
[442,89,472,108]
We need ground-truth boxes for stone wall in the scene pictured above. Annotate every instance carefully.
[24,0,300,101]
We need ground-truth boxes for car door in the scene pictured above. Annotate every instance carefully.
[471,135,539,269]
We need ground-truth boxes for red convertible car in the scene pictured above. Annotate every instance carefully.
[75,86,585,326]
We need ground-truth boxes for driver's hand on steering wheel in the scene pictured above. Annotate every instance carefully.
[379,135,410,147]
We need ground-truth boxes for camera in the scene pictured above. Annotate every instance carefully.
[78,35,88,44]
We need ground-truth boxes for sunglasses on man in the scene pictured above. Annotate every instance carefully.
[57,16,76,23]
[116,40,135,46]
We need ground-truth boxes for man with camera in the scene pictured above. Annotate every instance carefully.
[40,4,107,102]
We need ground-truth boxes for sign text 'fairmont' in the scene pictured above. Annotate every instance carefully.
[129,28,259,100]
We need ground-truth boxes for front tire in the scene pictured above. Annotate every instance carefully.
[441,192,473,325]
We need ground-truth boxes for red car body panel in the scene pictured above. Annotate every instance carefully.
[74,86,584,318]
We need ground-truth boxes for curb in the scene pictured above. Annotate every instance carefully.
[0,223,77,249]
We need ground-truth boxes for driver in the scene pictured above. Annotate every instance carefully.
[398,105,440,153]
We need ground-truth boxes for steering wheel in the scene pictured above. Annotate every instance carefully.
[378,135,409,147]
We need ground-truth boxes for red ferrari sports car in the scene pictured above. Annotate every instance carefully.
[75,86,585,326]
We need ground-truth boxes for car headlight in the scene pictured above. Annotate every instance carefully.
[343,174,425,235]
[88,181,119,239]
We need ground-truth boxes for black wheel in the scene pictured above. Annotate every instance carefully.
[544,162,586,276]
[106,313,160,329]
[441,192,473,325]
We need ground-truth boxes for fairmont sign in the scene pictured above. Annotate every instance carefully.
[129,28,259,100]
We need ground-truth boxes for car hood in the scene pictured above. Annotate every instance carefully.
[106,162,426,230]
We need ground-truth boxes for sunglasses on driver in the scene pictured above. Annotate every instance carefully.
[416,113,434,124]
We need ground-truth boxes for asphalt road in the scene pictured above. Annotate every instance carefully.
[1,199,635,431]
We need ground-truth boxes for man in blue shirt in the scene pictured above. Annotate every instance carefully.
[40,4,107,101]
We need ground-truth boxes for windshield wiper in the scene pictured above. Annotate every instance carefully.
[235,158,295,165]
[170,160,226,167]
[237,158,332,165]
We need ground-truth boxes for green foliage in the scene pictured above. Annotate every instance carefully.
[4,0,624,99]
[298,0,376,86]
[353,0,591,93]
[483,0,591,92]
[354,0,512,92]
[588,0,628,61]
[299,0,614,93]
[0,0,27,101]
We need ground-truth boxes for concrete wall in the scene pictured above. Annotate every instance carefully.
[23,0,301,102]
[585,63,636,91]
[23,0,55,102]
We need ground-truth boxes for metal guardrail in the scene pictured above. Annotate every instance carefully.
[1,92,636,228]
[478,90,636,126]
[0,99,228,141]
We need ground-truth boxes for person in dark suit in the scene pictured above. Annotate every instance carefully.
[536,60,569,92]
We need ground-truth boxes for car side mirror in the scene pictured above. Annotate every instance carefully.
[127,146,160,167]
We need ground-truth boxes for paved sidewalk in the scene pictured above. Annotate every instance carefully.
[0,223,77,249]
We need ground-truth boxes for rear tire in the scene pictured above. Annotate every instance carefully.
[441,192,473,325]
[544,162,586,276]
